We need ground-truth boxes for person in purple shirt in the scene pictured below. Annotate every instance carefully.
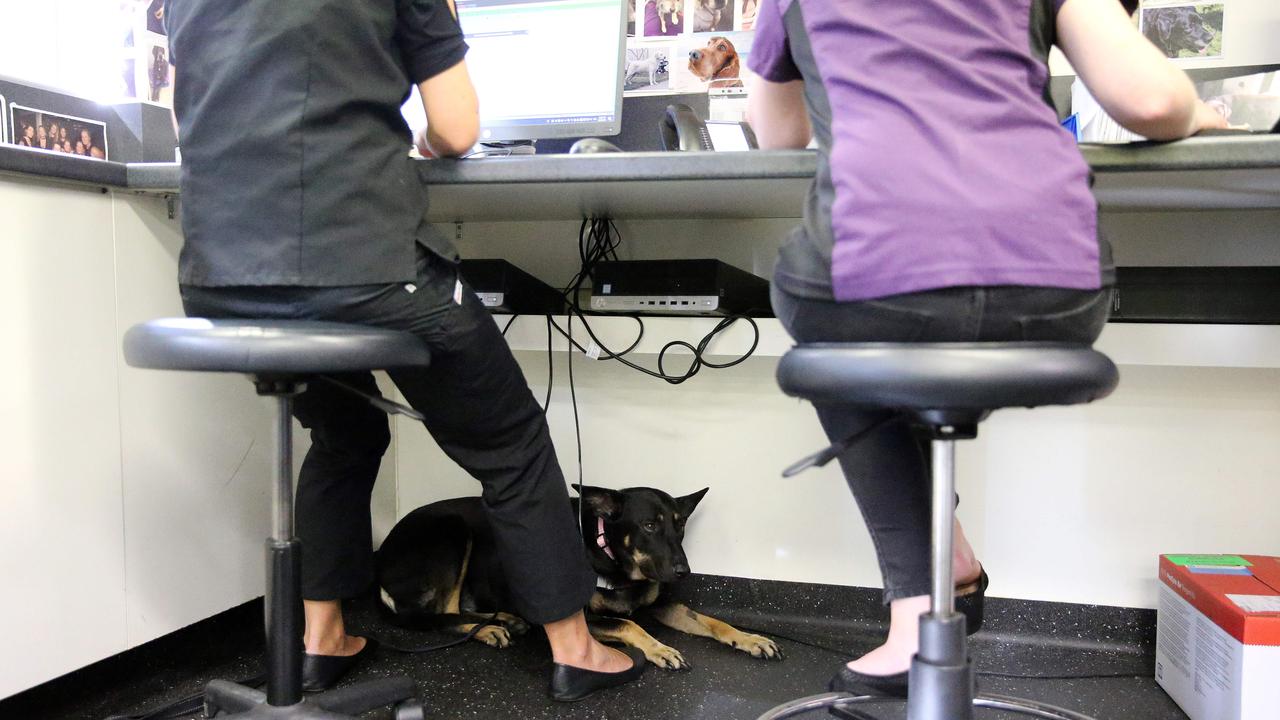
[746,0,1225,698]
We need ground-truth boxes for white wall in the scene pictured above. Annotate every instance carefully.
[0,177,127,699]
[0,179,402,698]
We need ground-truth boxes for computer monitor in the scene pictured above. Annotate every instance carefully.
[404,0,627,144]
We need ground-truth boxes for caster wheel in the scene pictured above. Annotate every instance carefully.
[394,699,426,720]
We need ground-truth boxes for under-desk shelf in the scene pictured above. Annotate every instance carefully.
[494,314,1280,370]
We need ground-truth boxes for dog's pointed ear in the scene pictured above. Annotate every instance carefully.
[574,484,624,521]
[676,487,709,517]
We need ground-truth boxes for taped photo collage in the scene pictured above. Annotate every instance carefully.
[625,0,758,96]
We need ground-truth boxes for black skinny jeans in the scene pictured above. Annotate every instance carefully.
[181,244,595,625]
[771,283,1111,603]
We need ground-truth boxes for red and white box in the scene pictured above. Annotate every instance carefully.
[1156,554,1280,720]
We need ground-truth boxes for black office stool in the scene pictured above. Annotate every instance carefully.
[123,318,431,720]
[759,343,1119,720]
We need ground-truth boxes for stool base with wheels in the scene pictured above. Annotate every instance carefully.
[123,319,434,720]
[759,342,1119,720]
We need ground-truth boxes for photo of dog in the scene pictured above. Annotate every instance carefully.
[375,486,783,670]
[692,0,734,33]
[627,0,637,35]
[642,0,684,37]
[657,0,683,34]
[688,36,742,89]
[1140,3,1224,59]
[625,46,671,94]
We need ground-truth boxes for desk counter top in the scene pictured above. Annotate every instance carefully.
[5,135,1280,217]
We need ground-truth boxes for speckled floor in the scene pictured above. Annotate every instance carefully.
[0,576,1188,720]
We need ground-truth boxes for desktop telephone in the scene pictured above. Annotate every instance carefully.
[659,103,759,151]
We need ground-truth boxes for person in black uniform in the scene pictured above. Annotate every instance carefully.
[163,0,645,702]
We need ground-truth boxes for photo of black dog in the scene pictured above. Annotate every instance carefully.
[1141,4,1223,59]
[375,485,783,670]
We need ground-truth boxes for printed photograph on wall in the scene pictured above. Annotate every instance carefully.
[690,0,734,33]
[1140,2,1225,59]
[8,105,109,159]
[671,32,752,92]
[146,0,166,36]
[145,41,174,106]
[623,43,672,94]
[640,0,685,38]
[737,0,757,31]
[627,0,637,35]
[0,96,6,145]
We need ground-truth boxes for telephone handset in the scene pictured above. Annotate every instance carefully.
[659,103,760,152]
[660,104,714,151]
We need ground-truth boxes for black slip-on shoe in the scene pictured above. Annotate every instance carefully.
[548,646,648,702]
[955,567,989,635]
[301,637,379,693]
[827,665,909,698]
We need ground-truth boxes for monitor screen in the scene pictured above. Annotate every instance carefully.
[456,0,626,142]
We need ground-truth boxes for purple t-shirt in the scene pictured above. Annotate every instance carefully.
[749,0,1111,302]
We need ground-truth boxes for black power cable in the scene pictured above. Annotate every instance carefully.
[556,217,763,385]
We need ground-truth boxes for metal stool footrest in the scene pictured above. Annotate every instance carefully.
[756,692,1100,720]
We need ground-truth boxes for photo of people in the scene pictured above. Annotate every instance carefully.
[738,0,757,31]
[623,43,672,94]
[1139,2,1225,59]
[691,0,734,33]
[147,42,174,106]
[8,105,109,160]
[641,0,684,38]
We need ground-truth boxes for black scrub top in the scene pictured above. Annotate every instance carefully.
[165,0,468,287]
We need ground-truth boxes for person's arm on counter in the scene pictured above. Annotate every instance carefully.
[413,60,479,158]
[745,76,811,150]
[408,0,478,158]
[1057,0,1226,140]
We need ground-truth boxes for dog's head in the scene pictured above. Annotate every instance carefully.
[658,0,683,15]
[688,36,740,83]
[1146,7,1215,55]
[698,0,728,10]
[577,484,709,583]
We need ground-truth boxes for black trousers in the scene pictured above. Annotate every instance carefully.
[181,244,595,625]
[771,283,1111,603]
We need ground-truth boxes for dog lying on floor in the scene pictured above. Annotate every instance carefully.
[375,486,782,670]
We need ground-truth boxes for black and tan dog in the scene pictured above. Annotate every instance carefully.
[374,486,782,670]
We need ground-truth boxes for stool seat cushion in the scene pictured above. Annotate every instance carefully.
[123,318,431,375]
[777,342,1118,411]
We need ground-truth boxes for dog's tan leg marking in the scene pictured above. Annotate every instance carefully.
[591,618,689,670]
[651,603,783,660]
[442,538,472,614]
[457,621,511,648]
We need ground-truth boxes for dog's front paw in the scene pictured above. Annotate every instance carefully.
[644,642,691,671]
[729,632,783,661]
[474,625,512,648]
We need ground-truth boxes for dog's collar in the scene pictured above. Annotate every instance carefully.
[596,517,615,560]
